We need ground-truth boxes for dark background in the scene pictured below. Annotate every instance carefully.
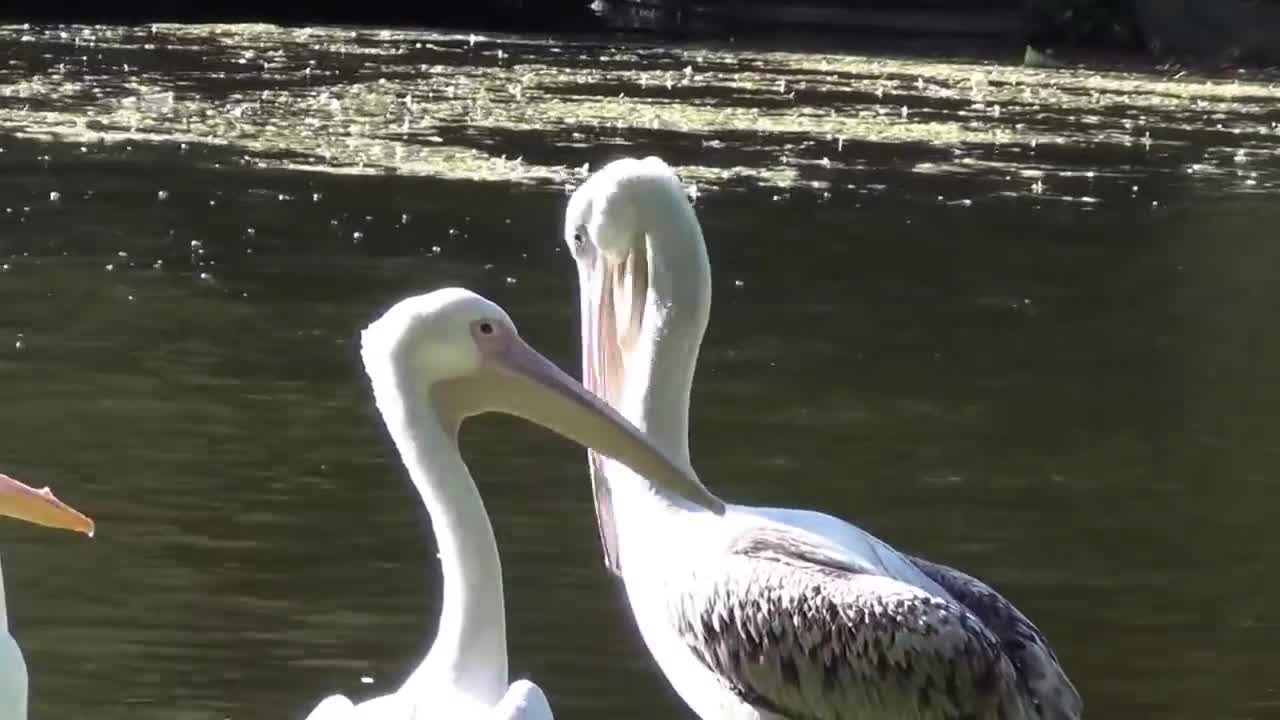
[0,0,1185,59]
[0,0,1111,45]
[4,0,605,30]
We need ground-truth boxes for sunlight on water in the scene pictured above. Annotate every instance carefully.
[0,20,1279,720]
[0,23,1277,198]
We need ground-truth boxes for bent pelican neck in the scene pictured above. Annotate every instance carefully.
[364,361,508,702]
[620,179,711,469]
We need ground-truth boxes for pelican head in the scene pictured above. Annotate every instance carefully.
[564,157,711,378]
[360,287,699,502]
[0,474,94,537]
[564,158,723,574]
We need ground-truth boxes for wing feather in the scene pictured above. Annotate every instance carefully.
[668,528,1034,720]
[908,556,1082,720]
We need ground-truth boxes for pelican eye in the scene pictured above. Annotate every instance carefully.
[478,321,495,335]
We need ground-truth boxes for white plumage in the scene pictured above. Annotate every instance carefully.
[0,564,30,720]
[304,680,551,720]
[304,287,700,720]
[562,157,1082,720]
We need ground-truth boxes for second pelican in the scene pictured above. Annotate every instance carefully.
[561,157,1082,720]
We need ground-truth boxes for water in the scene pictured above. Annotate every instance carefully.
[2,22,1280,720]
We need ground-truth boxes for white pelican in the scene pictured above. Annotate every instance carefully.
[304,287,707,719]
[0,472,95,719]
[562,157,1083,719]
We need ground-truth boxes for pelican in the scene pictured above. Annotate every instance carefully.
[0,472,95,719]
[304,287,705,719]
[561,157,1083,719]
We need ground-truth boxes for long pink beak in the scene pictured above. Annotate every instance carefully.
[0,473,94,537]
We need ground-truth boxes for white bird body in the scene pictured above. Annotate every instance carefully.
[305,679,551,720]
[563,157,1082,720]
[0,634,26,718]
[1,565,31,719]
[305,287,702,720]
[602,473,1021,720]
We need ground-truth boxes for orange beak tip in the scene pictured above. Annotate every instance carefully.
[0,475,96,538]
[67,506,95,538]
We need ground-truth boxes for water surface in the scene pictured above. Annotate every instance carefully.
[1,22,1279,719]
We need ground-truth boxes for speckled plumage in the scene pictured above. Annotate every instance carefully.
[666,527,1038,720]
[908,557,1082,720]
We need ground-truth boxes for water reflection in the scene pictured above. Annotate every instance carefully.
[1,23,1277,194]
[0,21,1278,720]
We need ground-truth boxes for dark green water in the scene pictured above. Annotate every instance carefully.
[2,22,1280,720]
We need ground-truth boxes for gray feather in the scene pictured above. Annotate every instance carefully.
[908,557,1083,720]
[668,527,1038,720]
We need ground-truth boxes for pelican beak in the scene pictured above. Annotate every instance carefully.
[589,248,647,402]
[583,250,724,513]
[435,331,701,507]
[579,253,626,575]
[0,473,95,536]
